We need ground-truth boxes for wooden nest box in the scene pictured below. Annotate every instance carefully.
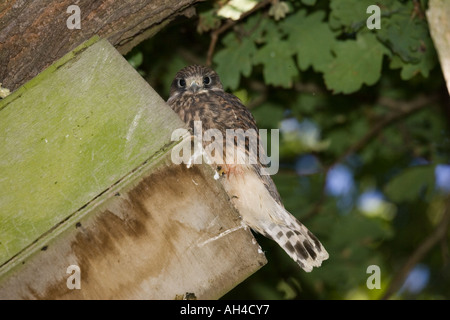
[0,37,266,299]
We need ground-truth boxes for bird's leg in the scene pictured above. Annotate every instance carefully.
[222,163,245,178]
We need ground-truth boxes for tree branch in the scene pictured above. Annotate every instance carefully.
[381,196,450,300]
[205,0,272,66]
[303,94,441,221]
[331,94,440,167]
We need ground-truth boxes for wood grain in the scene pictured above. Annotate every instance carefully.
[0,37,184,267]
[0,36,266,299]
[0,155,266,299]
[0,0,201,92]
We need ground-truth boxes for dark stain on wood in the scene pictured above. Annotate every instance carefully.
[57,164,207,298]
[1,161,264,299]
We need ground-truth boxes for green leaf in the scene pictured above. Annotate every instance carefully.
[377,6,428,63]
[276,278,299,299]
[197,8,221,34]
[213,33,257,90]
[301,0,317,6]
[323,32,389,94]
[268,1,291,21]
[280,131,330,158]
[310,212,392,291]
[243,13,279,44]
[126,50,143,69]
[329,0,378,31]
[160,56,189,98]
[375,1,436,78]
[388,44,436,80]
[292,93,328,116]
[282,10,336,72]
[217,0,258,20]
[253,39,298,88]
[327,117,369,156]
[251,102,285,129]
[384,165,436,202]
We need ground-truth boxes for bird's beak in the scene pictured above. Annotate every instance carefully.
[189,81,200,93]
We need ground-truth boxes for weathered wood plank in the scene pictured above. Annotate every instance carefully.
[0,36,184,267]
[0,0,202,92]
[0,36,266,299]
[0,152,266,299]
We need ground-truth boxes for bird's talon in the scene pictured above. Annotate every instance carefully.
[217,166,226,177]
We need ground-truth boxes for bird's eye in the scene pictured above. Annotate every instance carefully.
[178,79,186,87]
[203,76,211,86]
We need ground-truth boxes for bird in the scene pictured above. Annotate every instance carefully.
[167,65,329,272]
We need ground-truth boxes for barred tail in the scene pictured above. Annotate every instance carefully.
[264,210,329,272]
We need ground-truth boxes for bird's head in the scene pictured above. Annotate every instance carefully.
[169,65,223,99]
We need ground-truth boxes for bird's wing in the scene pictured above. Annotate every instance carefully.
[208,91,283,205]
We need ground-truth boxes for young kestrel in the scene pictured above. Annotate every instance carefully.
[167,65,329,272]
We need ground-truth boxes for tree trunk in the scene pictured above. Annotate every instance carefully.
[427,0,450,94]
[0,0,201,92]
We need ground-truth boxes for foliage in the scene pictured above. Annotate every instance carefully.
[126,0,450,300]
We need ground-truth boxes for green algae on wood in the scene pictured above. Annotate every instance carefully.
[0,37,185,266]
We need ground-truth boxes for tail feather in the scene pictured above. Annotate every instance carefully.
[264,211,329,272]
[220,168,328,272]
